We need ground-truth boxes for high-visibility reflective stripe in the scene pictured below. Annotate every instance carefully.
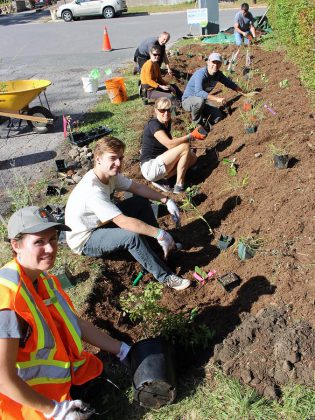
[17,359,71,369]
[0,276,18,291]
[27,376,71,386]
[17,363,71,382]
[73,359,86,369]
[0,263,57,363]
[42,276,82,354]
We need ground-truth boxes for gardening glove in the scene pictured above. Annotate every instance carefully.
[191,127,207,140]
[44,400,92,420]
[117,341,131,366]
[166,199,181,226]
[156,229,176,259]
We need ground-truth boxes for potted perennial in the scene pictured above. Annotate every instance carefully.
[237,236,264,260]
[269,143,290,169]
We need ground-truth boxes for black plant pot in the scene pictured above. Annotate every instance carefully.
[218,272,240,292]
[55,159,67,172]
[68,125,112,147]
[273,154,289,169]
[129,337,176,409]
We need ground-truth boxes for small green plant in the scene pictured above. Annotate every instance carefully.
[220,174,249,196]
[120,283,214,349]
[260,72,269,83]
[239,101,264,128]
[181,186,213,235]
[5,172,33,212]
[237,236,264,252]
[222,158,237,176]
[194,265,208,280]
[268,143,289,156]
[279,79,289,88]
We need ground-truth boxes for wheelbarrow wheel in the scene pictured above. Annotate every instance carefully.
[27,106,53,134]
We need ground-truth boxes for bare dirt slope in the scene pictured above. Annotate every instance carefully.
[64,42,315,397]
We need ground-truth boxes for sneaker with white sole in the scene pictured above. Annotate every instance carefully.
[151,180,172,193]
[173,184,185,194]
[164,274,191,290]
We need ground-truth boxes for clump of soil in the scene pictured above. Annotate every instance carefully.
[213,306,315,399]
[70,40,314,397]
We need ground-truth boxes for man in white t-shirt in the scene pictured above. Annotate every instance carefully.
[65,137,191,291]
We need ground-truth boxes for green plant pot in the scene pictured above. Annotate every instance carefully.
[238,243,256,260]
[217,234,234,250]
[245,125,257,134]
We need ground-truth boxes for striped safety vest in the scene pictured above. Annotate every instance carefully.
[0,259,103,420]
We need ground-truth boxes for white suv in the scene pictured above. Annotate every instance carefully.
[57,0,127,22]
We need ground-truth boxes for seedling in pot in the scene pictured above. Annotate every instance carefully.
[217,234,234,250]
[239,100,263,134]
[218,272,240,292]
[193,266,216,285]
[222,158,237,177]
[268,143,292,169]
[237,236,263,260]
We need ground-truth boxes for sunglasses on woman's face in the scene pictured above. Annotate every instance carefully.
[152,53,160,57]
[157,108,171,114]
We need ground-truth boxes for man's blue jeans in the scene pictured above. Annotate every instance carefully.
[234,31,250,46]
[82,196,172,282]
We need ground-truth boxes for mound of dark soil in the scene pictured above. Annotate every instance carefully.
[213,306,315,399]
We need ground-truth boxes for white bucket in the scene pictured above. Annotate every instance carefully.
[81,77,99,94]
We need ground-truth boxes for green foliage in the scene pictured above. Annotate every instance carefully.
[181,186,213,234]
[120,283,214,349]
[279,79,289,89]
[266,0,315,96]
[220,174,249,195]
[120,283,165,337]
[239,101,264,127]
[222,158,237,176]
[268,143,289,156]
[238,236,264,252]
[275,383,315,419]
[194,265,208,280]
[5,173,33,212]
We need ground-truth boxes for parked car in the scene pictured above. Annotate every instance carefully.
[56,0,127,22]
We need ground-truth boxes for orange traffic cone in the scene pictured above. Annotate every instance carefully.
[102,26,112,52]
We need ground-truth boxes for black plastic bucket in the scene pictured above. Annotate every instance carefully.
[129,337,176,409]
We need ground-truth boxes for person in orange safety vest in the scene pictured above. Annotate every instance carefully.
[0,206,131,420]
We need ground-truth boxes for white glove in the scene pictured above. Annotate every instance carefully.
[44,400,92,420]
[117,341,131,364]
[166,199,180,226]
[156,229,176,259]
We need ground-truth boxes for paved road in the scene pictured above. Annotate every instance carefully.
[0,7,265,211]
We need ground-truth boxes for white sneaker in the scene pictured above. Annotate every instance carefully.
[164,274,191,290]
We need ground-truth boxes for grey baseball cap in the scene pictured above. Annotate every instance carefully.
[7,206,71,239]
[208,52,222,63]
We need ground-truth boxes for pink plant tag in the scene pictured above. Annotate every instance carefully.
[193,269,217,285]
